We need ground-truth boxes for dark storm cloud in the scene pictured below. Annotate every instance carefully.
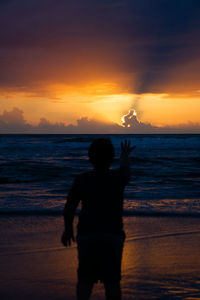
[0,0,200,94]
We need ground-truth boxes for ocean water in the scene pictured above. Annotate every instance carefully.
[0,134,199,215]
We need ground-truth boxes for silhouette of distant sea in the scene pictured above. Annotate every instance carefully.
[0,134,199,216]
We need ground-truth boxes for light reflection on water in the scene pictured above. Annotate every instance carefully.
[122,217,200,299]
[0,216,200,299]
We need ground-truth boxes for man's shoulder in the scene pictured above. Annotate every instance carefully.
[74,170,94,183]
[75,168,127,182]
[109,168,122,177]
[78,169,121,178]
[110,167,130,186]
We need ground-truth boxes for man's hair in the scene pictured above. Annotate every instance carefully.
[88,138,115,168]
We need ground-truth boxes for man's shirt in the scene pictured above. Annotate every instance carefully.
[67,167,130,235]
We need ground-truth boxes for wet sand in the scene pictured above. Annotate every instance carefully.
[0,216,200,299]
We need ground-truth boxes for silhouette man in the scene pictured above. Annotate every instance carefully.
[62,138,134,300]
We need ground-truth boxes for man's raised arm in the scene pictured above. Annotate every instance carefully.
[120,140,135,185]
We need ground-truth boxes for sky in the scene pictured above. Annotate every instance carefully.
[0,0,200,133]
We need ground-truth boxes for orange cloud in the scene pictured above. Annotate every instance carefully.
[0,107,199,134]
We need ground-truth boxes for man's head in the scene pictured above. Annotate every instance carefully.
[88,138,115,169]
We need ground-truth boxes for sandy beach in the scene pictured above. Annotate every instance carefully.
[0,216,200,299]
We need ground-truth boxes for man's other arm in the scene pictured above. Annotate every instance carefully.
[61,177,81,247]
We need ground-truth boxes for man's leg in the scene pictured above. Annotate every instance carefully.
[104,281,121,300]
[77,279,94,300]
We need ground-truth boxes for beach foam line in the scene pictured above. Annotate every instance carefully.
[0,209,200,217]
[0,209,62,216]
[126,230,200,242]
[1,230,200,257]
[0,245,75,257]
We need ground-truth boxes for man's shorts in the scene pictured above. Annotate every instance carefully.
[77,232,125,284]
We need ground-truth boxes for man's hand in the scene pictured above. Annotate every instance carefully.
[61,228,75,247]
[120,140,136,167]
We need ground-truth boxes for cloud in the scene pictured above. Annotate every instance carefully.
[0,107,199,134]
[0,0,199,96]
[0,107,26,124]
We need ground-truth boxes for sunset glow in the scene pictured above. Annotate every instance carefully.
[0,0,199,133]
